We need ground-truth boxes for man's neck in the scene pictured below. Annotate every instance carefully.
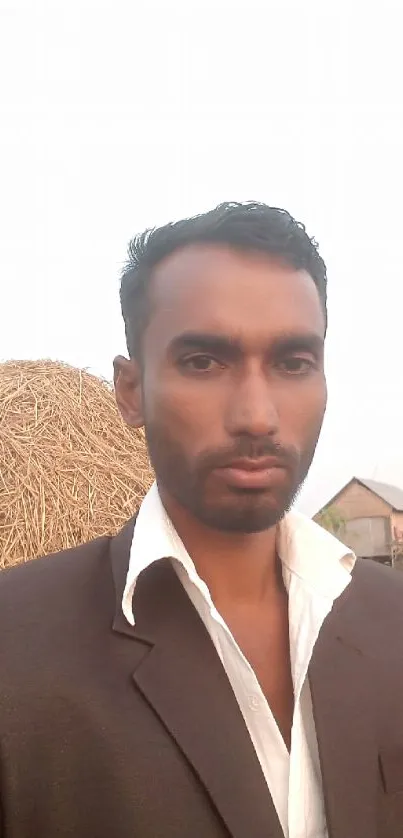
[160,492,283,606]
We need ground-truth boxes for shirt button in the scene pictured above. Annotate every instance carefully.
[248,695,260,711]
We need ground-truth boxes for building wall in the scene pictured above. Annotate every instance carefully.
[327,480,391,520]
[392,511,403,541]
[315,480,393,560]
[343,516,390,558]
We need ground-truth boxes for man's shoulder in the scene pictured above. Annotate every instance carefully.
[354,557,403,600]
[0,535,112,623]
[351,558,403,635]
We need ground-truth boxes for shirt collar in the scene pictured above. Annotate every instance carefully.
[122,482,356,626]
[277,508,355,600]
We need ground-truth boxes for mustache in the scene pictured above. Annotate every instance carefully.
[197,437,299,472]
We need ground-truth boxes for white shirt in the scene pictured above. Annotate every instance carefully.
[122,483,355,838]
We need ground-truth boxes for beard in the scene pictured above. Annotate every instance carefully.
[144,419,316,534]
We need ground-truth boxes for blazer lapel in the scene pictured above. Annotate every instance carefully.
[110,525,284,838]
[309,566,379,838]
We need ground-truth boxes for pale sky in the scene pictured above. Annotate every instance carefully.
[1,0,402,514]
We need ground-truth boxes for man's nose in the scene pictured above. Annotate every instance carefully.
[225,372,280,438]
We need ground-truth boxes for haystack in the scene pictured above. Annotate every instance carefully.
[0,360,153,569]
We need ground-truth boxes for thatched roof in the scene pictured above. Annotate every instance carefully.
[0,360,153,568]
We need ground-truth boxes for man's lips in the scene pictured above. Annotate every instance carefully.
[213,457,287,490]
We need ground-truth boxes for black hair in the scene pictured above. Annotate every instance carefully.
[120,201,327,358]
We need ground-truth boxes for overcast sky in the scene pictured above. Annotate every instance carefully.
[1,0,402,514]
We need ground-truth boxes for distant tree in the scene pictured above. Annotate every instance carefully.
[315,507,346,537]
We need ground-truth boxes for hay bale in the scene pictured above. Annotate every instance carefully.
[0,360,153,568]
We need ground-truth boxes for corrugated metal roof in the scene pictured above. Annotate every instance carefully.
[357,478,403,511]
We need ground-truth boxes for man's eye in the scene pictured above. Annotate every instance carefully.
[180,355,221,372]
[279,357,316,374]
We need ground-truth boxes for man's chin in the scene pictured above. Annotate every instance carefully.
[196,495,290,534]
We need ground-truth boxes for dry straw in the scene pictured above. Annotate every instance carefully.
[0,360,153,569]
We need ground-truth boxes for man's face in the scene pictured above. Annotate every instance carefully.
[115,244,327,533]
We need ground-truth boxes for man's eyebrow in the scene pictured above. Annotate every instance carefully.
[167,332,243,357]
[168,330,324,356]
[270,333,325,354]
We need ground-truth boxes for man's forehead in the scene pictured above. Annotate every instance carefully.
[151,243,305,293]
[147,243,325,338]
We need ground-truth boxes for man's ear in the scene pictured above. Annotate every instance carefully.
[113,355,144,428]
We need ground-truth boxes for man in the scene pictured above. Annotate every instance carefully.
[0,202,402,838]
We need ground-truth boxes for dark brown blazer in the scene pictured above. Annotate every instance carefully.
[0,518,403,838]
